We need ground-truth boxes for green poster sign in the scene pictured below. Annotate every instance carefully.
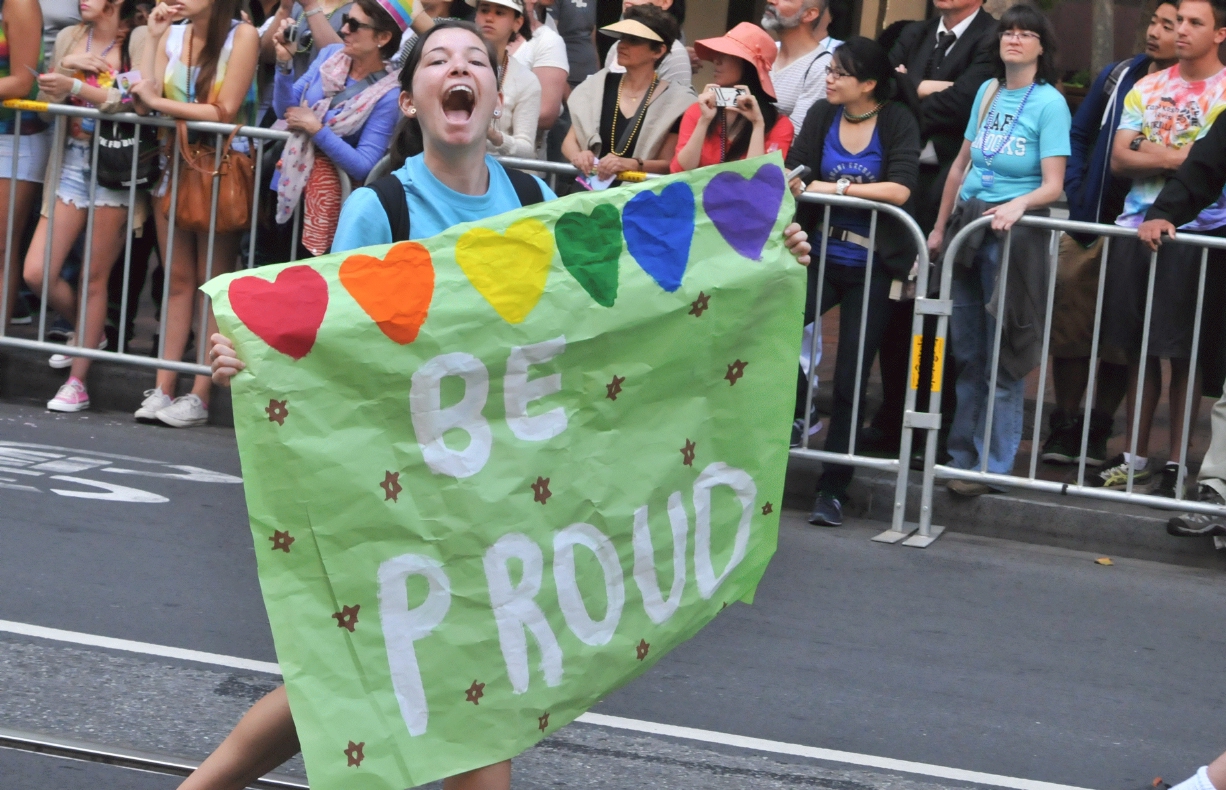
[203,155,804,789]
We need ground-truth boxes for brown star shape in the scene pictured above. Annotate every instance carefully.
[761,502,773,515]
[265,398,289,425]
[689,291,710,317]
[680,439,696,467]
[333,604,360,632]
[606,375,625,401]
[538,712,550,732]
[344,740,365,767]
[725,359,748,385]
[269,530,294,553]
[465,680,485,705]
[380,471,402,503]
[636,639,650,661]
[531,476,552,504]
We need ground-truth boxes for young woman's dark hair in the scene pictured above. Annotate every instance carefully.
[622,3,678,69]
[116,0,140,69]
[990,2,1058,85]
[831,35,897,103]
[353,0,403,59]
[391,20,498,166]
[667,0,685,26]
[705,58,779,161]
[196,0,245,102]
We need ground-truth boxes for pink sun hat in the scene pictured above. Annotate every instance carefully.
[693,22,778,99]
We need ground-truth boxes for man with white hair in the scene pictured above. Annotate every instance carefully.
[764,0,842,130]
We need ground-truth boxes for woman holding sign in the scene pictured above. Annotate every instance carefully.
[199,21,812,790]
[926,4,1069,495]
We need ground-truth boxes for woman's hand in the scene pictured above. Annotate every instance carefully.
[59,52,112,74]
[696,83,718,124]
[731,86,763,127]
[274,17,294,56]
[982,198,1027,231]
[568,150,596,176]
[487,123,505,147]
[595,154,637,180]
[927,227,944,258]
[209,333,245,386]
[146,2,180,40]
[36,72,75,99]
[284,106,322,135]
[788,176,806,198]
[129,78,162,106]
[783,222,810,266]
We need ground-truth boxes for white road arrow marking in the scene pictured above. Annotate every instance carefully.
[48,476,169,503]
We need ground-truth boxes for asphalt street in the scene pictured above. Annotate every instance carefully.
[1,399,1224,790]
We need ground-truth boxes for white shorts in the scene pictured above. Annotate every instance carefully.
[0,129,52,183]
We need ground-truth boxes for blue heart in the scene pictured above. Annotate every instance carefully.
[623,182,695,293]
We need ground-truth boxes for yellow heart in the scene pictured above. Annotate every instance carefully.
[455,219,554,324]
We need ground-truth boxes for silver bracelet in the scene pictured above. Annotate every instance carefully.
[303,7,323,17]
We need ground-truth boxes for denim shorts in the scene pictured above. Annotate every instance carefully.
[0,129,51,183]
[56,138,134,208]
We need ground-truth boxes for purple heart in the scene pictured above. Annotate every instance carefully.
[702,164,786,261]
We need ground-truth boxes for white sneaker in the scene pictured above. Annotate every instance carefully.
[156,394,208,428]
[50,333,107,369]
[46,378,90,412]
[134,388,173,421]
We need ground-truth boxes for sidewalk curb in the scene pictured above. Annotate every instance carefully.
[784,457,1226,570]
[0,347,233,427]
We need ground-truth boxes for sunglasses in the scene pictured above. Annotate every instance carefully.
[341,14,376,33]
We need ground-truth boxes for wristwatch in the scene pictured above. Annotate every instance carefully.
[1129,134,1145,151]
[835,177,851,196]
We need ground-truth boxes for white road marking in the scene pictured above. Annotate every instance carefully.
[0,619,1094,790]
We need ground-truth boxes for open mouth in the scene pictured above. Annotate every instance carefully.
[442,85,475,123]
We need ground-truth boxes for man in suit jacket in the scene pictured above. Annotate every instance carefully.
[888,0,997,230]
[861,0,995,459]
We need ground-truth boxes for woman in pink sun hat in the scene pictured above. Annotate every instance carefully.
[671,21,794,172]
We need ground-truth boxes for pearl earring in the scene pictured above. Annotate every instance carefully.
[407,107,416,116]
[493,109,502,118]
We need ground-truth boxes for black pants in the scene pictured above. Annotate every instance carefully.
[796,261,893,499]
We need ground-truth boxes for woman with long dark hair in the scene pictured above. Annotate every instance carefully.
[784,35,921,526]
[129,0,259,428]
[927,3,1069,494]
[197,21,811,790]
[23,0,145,411]
[671,22,791,172]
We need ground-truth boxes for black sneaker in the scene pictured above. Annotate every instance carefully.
[9,295,31,325]
[1148,463,1183,498]
[1167,484,1226,537]
[1085,409,1113,466]
[808,494,843,527]
[1041,409,1082,464]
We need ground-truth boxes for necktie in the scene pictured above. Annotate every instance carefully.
[925,31,958,79]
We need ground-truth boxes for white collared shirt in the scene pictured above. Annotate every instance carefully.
[935,7,981,51]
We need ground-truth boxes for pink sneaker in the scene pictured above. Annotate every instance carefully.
[47,378,90,413]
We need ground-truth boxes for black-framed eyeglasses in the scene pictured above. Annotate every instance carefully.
[341,14,376,33]
[826,66,853,79]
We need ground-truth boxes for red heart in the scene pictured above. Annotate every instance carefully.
[227,266,328,360]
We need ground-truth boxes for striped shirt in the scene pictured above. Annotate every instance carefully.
[771,37,841,131]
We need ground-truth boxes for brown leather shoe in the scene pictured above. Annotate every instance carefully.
[947,479,991,497]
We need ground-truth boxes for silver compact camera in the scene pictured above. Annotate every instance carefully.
[713,86,747,107]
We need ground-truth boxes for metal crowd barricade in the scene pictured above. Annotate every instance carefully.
[916,215,1226,541]
[789,192,937,546]
[0,101,296,377]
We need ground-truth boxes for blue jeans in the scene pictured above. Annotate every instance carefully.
[947,236,1025,475]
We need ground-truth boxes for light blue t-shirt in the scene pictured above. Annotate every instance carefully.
[960,80,1071,204]
[331,154,557,253]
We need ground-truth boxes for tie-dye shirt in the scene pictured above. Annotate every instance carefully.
[163,21,257,127]
[1115,64,1226,230]
[0,20,44,133]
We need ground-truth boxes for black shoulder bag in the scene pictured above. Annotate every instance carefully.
[95,37,162,190]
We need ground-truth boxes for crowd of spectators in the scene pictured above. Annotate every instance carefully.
[3,0,1226,538]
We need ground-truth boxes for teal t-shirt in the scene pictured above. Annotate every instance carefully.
[331,154,557,253]
[960,80,1071,204]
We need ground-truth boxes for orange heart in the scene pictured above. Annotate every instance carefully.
[339,242,435,344]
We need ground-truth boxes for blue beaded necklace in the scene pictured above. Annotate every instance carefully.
[978,81,1036,187]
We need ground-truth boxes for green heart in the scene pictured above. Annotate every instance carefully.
[556,204,622,307]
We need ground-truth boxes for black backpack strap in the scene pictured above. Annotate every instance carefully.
[504,167,545,206]
[365,174,411,242]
